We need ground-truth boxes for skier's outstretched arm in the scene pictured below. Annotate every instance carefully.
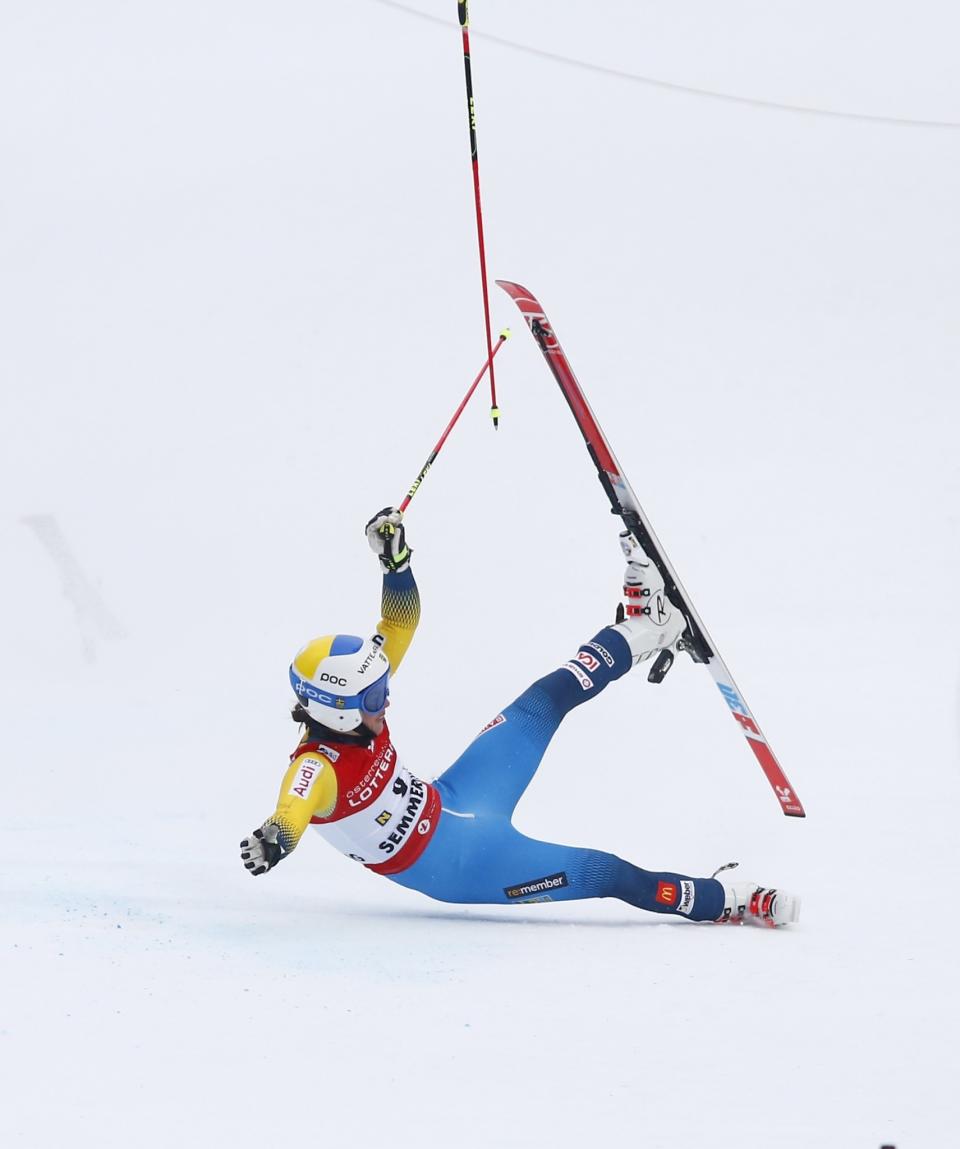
[365,507,420,675]
[240,747,338,876]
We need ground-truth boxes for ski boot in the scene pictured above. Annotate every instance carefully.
[611,532,685,665]
[712,862,801,928]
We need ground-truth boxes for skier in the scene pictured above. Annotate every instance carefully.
[240,508,800,927]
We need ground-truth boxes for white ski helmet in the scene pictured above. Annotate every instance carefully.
[289,633,391,732]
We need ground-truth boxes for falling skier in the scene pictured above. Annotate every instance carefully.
[240,507,800,927]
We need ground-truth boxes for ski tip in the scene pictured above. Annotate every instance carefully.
[496,280,539,310]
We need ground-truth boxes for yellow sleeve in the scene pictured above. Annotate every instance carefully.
[375,567,420,675]
[264,750,339,854]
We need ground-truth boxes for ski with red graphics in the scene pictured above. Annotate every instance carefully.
[497,279,805,819]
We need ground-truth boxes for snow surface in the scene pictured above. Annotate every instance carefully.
[2,3,959,1147]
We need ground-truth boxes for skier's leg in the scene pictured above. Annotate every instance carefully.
[437,624,633,820]
[390,814,726,922]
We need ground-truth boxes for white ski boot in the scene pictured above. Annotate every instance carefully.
[712,862,801,928]
[611,532,685,664]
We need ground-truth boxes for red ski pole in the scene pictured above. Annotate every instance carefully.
[458,0,500,429]
[399,331,509,513]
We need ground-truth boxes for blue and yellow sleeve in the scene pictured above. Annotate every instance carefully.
[264,749,339,854]
[376,567,420,675]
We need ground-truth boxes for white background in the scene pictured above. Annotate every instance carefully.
[2,3,959,1146]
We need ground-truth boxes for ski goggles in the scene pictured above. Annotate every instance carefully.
[290,667,390,716]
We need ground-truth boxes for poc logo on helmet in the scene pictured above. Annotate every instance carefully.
[289,633,391,733]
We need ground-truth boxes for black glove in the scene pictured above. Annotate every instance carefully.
[365,506,412,573]
[240,823,286,876]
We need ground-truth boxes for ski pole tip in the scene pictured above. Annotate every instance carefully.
[499,327,511,340]
[490,406,501,427]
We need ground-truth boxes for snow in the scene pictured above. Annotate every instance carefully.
[2,2,959,1146]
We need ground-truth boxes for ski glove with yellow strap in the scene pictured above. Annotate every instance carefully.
[365,506,413,573]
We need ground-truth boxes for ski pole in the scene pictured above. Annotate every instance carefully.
[399,330,509,513]
[458,0,500,429]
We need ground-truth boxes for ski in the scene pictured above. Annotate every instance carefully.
[497,279,805,818]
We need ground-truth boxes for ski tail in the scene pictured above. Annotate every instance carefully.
[497,279,805,818]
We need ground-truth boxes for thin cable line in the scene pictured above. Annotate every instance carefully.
[373,0,960,130]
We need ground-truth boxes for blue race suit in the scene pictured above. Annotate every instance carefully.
[389,626,725,922]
